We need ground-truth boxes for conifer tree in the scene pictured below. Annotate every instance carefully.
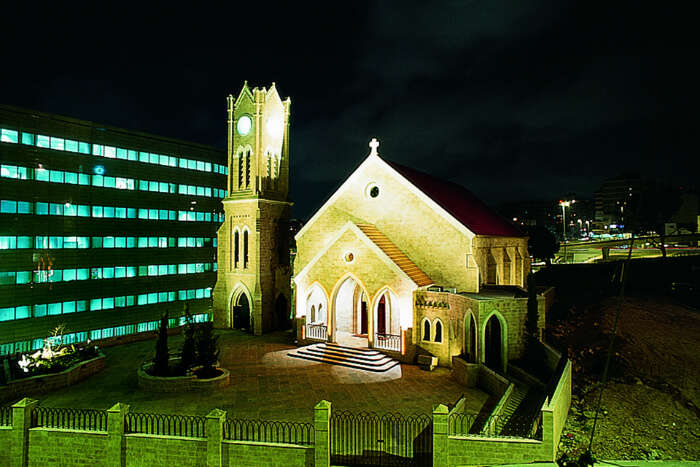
[153,311,170,376]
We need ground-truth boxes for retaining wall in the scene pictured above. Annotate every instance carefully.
[126,434,207,467]
[27,428,108,466]
[224,440,313,466]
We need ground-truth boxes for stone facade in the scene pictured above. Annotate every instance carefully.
[293,146,543,370]
[213,83,293,335]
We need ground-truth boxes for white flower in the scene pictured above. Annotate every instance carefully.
[18,354,31,373]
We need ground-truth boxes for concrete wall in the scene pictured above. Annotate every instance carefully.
[0,426,12,466]
[28,428,108,466]
[547,359,572,455]
[224,440,313,466]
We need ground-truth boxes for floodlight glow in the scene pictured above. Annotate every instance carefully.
[237,116,252,136]
[94,165,105,175]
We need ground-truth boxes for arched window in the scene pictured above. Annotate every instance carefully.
[503,249,511,285]
[434,319,443,343]
[422,319,431,342]
[237,151,244,189]
[234,230,240,267]
[243,230,249,268]
[245,150,251,187]
[486,250,497,284]
[310,305,316,323]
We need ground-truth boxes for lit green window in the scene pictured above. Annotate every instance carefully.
[187,289,196,299]
[49,170,64,183]
[158,210,168,220]
[177,264,186,274]
[79,142,90,154]
[158,182,167,193]
[64,172,78,184]
[147,265,157,276]
[16,306,30,319]
[148,209,158,220]
[92,206,103,217]
[127,237,135,248]
[103,267,114,279]
[177,238,186,247]
[64,203,77,216]
[79,174,90,185]
[18,236,32,248]
[158,237,167,248]
[116,207,126,218]
[77,237,89,248]
[21,132,34,145]
[159,154,168,165]
[92,175,104,187]
[78,205,90,216]
[115,267,126,278]
[33,304,47,317]
[196,289,204,299]
[64,236,78,248]
[115,237,126,248]
[63,301,75,314]
[104,206,115,218]
[196,237,204,247]
[147,293,157,304]
[16,271,31,284]
[90,299,102,311]
[0,236,15,249]
[1,200,17,213]
[63,269,76,281]
[196,161,204,171]
[65,140,78,152]
[196,212,204,222]
[50,137,65,151]
[149,153,158,164]
[157,264,167,275]
[196,186,205,196]
[178,290,186,300]
[103,297,114,309]
[127,267,136,278]
[127,150,138,161]
[138,237,148,248]
[0,307,15,321]
[77,268,89,280]
[104,146,116,158]
[139,152,149,162]
[127,208,137,219]
[205,162,212,172]
[35,168,49,181]
[36,135,50,148]
[187,212,195,222]
[104,176,116,188]
[168,156,177,167]
[1,129,19,143]
[167,264,176,274]
[103,237,115,248]
[115,296,126,307]
[205,187,212,197]
[92,144,103,156]
[148,181,157,192]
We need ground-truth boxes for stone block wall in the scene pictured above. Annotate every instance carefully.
[125,435,207,467]
[27,429,108,467]
[0,427,11,466]
[223,441,313,466]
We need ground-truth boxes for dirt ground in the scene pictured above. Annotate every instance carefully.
[548,295,700,462]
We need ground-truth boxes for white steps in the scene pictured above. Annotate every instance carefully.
[289,343,400,372]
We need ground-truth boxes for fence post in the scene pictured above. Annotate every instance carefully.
[10,397,38,467]
[314,400,331,467]
[107,402,129,467]
[432,404,449,467]
[206,408,226,467]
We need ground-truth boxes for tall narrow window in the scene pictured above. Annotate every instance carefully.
[234,230,240,268]
[243,230,249,268]
[245,150,251,187]
[486,250,497,285]
[238,152,244,189]
[434,320,443,343]
[422,319,431,341]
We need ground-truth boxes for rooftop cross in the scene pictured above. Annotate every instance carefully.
[369,138,379,156]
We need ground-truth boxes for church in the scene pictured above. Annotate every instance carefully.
[213,83,546,371]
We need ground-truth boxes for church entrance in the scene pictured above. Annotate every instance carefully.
[333,276,369,348]
[275,294,290,330]
[233,293,251,331]
[373,289,400,352]
[484,315,502,372]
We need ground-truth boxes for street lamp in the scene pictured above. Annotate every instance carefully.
[559,200,575,241]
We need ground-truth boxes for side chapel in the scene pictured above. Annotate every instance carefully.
[293,140,546,371]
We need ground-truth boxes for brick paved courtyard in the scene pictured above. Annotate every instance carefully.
[27,330,489,422]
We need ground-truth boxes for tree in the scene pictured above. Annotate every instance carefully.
[195,322,220,378]
[527,226,560,266]
[153,312,170,376]
[179,303,196,373]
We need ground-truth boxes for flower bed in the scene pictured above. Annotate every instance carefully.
[0,353,105,402]
[137,359,230,393]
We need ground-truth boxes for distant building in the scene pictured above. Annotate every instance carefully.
[593,175,643,232]
[0,105,226,355]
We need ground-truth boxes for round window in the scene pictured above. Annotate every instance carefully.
[370,186,379,198]
[344,252,354,263]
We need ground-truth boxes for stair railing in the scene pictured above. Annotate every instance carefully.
[306,323,328,341]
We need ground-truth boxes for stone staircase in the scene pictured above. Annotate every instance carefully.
[499,377,545,437]
[289,343,400,372]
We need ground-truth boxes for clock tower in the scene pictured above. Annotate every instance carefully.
[212,82,292,335]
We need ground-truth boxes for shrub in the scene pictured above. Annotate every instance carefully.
[179,304,196,372]
[195,321,220,378]
[152,312,170,376]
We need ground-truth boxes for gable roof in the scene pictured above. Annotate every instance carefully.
[294,222,432,289]
[356,224,433,287]
[384,160,525,237]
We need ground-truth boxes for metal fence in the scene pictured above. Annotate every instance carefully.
[330,411,432,466]
[223,418,314,445]
[449,412,542,439]
[0,405,11,426]
[306,323,328,341]
[125,411,206,438]
[374,333,401,352]
[32,406,107,432]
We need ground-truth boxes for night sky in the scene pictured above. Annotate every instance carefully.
[1,2,694,220]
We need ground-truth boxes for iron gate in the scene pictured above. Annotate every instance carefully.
[330,411,432,466]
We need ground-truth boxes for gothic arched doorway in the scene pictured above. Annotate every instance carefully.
[484,314,502,371]
[233,293,251,331]
[275,294,290,330]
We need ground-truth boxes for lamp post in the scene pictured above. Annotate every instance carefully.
[559,200,573,241]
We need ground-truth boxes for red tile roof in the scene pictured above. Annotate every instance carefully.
[385,160,525,237]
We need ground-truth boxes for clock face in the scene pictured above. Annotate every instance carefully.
[237,115,252,136]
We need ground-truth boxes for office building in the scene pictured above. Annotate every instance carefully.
[0,105,227,355]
